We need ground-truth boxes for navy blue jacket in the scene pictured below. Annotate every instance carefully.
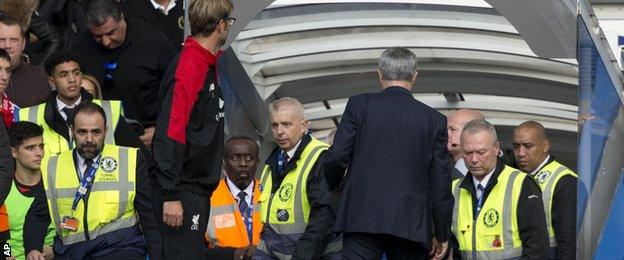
[323,86,453,248]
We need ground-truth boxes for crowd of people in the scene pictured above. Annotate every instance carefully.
[0,0,578,259]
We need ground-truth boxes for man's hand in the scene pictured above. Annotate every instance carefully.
[163,200,183,228]
[429,237,449,260]
[140,126,155,149]
[26,250,45,260]
[42,245,54,260]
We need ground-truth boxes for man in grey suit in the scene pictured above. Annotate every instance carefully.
[323,47,453,259]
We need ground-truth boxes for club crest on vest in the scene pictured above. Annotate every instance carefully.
[278,183,294,202]
[100,156,118,173]
[534,170,551,184]
[483,208,500,228]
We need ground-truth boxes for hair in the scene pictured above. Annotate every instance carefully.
[188,0,233,37]
[0,0,38,33]
[86,0,123,27]
[0,49,10,63]
[225,135,259,157]
[44,52,81,76]
[515,120,547,141]
[71,102,107,128]
[378,47,418,82]
[269,97,305,119]
[82,74,102,99]
[0,15,25,38]
[8,121,43,148]
[461,119,498,146]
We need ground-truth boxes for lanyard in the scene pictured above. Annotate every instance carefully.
[71,157,101,212]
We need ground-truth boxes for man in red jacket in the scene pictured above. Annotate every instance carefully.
[151,0,234,259]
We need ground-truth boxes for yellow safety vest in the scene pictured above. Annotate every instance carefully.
[17,100,122,157]
[530,160,577,248]
[452,166,525,259]
[41,144,138,246]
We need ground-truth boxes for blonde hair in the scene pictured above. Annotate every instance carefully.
[82,74,102,99]
[188,0,233,37]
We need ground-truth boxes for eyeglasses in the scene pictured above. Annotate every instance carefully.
[104,60,117,81]
[222,17,236,26]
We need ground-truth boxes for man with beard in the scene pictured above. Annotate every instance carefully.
[23,103,152,259]
[205,136,261,259]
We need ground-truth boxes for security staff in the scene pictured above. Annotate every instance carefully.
[23,103,151,259]
[205,136,261,259]
[254,97,340,259]
[447,109,485,180]
[5,122,55,260]
[15,52,144,157]
[451,119,548,259]
[513,121,577,259]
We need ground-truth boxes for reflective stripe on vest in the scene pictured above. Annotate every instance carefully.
[257,138,332,255]
[206,179,263,248]
[42,145,137,245]
[531,160,577,248]
[452,167,525,259]
[18,100,121,156]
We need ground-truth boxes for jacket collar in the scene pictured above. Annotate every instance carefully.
[459,159,506,197]
[382,86,413,96]
[44,89,95,141]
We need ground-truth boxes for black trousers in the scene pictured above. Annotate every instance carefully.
[152,188,210,260]
[342,232,428,260]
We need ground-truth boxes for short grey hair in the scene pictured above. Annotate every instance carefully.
[461,119,498,146]
[269,97,305,119]
[378,47,418,81]
[87,0,123,27]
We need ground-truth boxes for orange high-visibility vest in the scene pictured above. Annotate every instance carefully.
[0,204,8,232]
[206,179,263,248]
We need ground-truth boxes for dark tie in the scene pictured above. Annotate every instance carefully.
[62,107,75,125]
[277,151,289,174]
[83,159,94,178]
[476,184,485,215]
[237,191,252,242]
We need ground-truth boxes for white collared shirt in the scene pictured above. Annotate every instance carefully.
[226,176,254,207]
[530,155,551,176]
[284,139,302,161]
[472,166,496,199]
[149,0,176,15]
[76,153,101,179]
[455,157,468,175]
[56,96,82,122]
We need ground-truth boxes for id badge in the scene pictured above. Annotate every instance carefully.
[60,216,79,232]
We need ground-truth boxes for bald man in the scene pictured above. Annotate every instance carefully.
[512,121,577,259]
[447,109,485,180]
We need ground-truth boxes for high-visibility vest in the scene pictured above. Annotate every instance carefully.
[257,138,344,257]
[452,166,526,259]
[16,100,122,157]
[41,144,137,246]
[530,160,577,248]
[0,204,7,236]
[5,181,55,260]
[206,179,263,248]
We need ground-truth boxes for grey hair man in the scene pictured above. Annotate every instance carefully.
[450,119,548,259]
[323,47,453,259]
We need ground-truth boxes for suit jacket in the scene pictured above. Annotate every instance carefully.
[324,86,453,247]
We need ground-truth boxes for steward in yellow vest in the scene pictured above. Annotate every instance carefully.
[15,89,144,157]
[23,103,151,259]
[513,121,577,259]
[451,119,548,259]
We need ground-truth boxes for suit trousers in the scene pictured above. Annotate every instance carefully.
[342,232,428,260]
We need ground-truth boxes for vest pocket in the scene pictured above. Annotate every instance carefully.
[99,193,120,224]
